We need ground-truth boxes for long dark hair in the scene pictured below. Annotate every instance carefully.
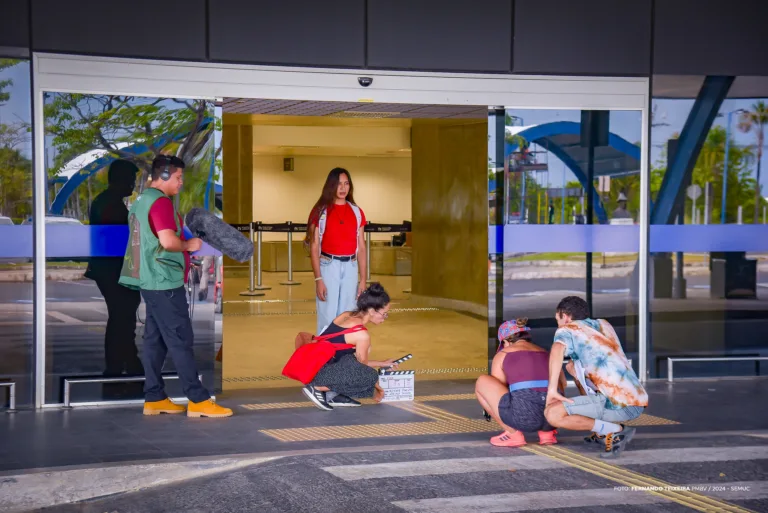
[305,167,356,246]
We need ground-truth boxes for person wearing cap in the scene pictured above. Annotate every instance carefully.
[85,159,143,396]
[119,154,232,418]
[475,318,565,447]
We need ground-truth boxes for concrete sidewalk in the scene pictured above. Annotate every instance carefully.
[0,268,85,282]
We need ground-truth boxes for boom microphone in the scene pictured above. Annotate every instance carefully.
[185,208,254,263]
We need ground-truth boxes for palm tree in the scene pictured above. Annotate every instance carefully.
[738,101,768,223]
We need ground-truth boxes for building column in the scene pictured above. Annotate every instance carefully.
[222,118,254,227]
[410,119,488,315]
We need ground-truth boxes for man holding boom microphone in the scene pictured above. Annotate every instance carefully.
[119,154,232,418]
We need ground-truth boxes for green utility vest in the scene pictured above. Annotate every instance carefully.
[118,188,185,291]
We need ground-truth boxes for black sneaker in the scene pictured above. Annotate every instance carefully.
[601,425,636,458]
[302,385,333,411]
[328,395,361,407]
[584,432,606,444]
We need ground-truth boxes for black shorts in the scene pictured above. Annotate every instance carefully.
[498,388,552,432]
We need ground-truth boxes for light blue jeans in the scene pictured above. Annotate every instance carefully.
[563,394,645,423]
[316,256,359,334]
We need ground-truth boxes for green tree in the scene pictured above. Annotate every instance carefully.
[0,60,32,221]
[738,101,768,223]
[44,94,215,219]
[651,126,757,224]
[0,146,32,221]
[0,59,17,105]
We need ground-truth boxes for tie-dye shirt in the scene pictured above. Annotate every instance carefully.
[554,319,648,409]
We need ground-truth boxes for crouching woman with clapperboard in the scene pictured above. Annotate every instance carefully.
[283,283,403,410]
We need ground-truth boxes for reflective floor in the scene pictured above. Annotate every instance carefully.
[221,270,487,390]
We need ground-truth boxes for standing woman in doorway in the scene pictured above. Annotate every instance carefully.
[306,168,368,334]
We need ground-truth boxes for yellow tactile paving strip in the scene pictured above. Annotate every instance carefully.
[523,445,756,513]
[625,414,680,426]
[255,395,679,441]
[261,419,499,442]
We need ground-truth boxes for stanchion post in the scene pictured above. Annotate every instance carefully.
[254,221,270,291]
[280,222,301,286]
[240,222,265,297]
[366,230,372,283]
[249,223,255,290]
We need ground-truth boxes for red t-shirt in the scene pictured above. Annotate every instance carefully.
[309,203,366,256]
[148,197,190,283]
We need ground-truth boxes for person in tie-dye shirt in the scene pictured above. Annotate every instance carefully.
[544,296,648,458]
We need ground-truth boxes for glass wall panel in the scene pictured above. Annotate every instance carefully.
[489,108,642,368]
[42,93,219,404]
[650,76,768,378]
[0,58,33,408]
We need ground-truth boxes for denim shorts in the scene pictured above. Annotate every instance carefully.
[563,394,644,423]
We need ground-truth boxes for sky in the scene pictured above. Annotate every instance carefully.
[2,58,766,193]
[492,101,766,192]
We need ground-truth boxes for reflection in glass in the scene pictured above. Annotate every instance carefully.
[0,58,33,408]
[489,108,642,368]
[650,77,768,378]
[43,93,218,404]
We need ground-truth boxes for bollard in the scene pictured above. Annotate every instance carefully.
[280,222,301,286]
[738,205,743,224]
[253,222,271,291]
[366,230,372,283]
[240,223,265,297]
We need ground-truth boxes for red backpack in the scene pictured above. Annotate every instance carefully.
[282,325,366,384]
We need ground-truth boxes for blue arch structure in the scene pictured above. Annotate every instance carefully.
[50,118,214,215]
[504,121,641,225]
[650,76,733,225]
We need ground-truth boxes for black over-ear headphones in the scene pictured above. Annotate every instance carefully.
[159,155,172,181]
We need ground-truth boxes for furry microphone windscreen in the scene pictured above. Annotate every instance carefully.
[185,208,254,263]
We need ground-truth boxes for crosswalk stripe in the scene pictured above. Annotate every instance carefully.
[392,481,768,513]
[323,455,562,481]
[524,445,755,513]
[612,445,768,466]
[321,446,768,481]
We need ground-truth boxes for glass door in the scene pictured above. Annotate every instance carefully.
[488,107,644,372]
[40,91,220,405]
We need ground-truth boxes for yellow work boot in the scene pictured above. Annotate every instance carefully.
[187,399,233,418]
[143,398,186,416]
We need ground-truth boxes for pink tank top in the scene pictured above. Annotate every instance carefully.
[502,350,550,392]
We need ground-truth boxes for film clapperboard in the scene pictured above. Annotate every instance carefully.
[378,354,414,402]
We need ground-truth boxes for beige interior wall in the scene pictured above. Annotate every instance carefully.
[252,155,412,242]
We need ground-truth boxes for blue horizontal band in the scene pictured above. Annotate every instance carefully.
[1,223,768,259]
[509,380,549,392]
[488,224,768,254]
[0,225,221,258]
